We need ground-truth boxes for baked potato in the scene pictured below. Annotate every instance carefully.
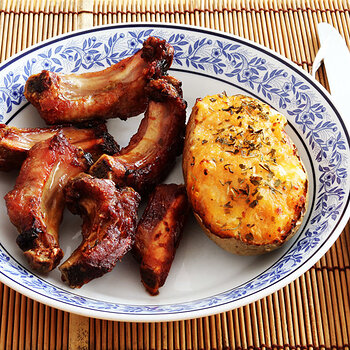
[183,94,308,255]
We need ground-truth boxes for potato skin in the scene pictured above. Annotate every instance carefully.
[183,94,308,255]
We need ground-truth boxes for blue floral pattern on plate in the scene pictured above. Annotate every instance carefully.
[0,24,349,320]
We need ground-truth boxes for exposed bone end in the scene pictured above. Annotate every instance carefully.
[24,70,71,124]
[16,223,64,272]
[24,71,62,118]
[16,226,42,251]
[98,130,120,155]
[141,36,174,77]
[23,246,63,274]
[25,70,58,95]
[14,222,63,273]
[89,154,126,184]
[146,76,187,111]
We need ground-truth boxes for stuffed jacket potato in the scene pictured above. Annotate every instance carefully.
[183,94,308,255]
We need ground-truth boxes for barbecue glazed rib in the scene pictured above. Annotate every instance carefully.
[4,133,91,273]
[60,173,140,288]
[133,184,189,295]
[0,122,119,171]
[90,76,187,194]
[24,37,174,124]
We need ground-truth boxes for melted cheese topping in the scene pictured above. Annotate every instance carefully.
[184,94,308,246]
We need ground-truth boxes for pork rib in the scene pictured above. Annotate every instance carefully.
[4,133,91,273]
[24,37,174,124]
[89,76,187,194]
[60,173,140,288]
[133,184,189,295]
[0,122,118,171]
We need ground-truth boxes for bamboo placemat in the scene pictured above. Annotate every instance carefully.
[0,0,350,349]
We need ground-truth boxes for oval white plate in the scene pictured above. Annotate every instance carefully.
[0,23,349,322]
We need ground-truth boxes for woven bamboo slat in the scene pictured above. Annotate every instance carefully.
[0,0,349,349]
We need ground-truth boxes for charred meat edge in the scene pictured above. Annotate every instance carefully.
[59,173,140,288]
[24,37,174,124]
[133,183,189,295]
[90,76,187,195]
[0,121,119,171]
[4,132,91,273]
